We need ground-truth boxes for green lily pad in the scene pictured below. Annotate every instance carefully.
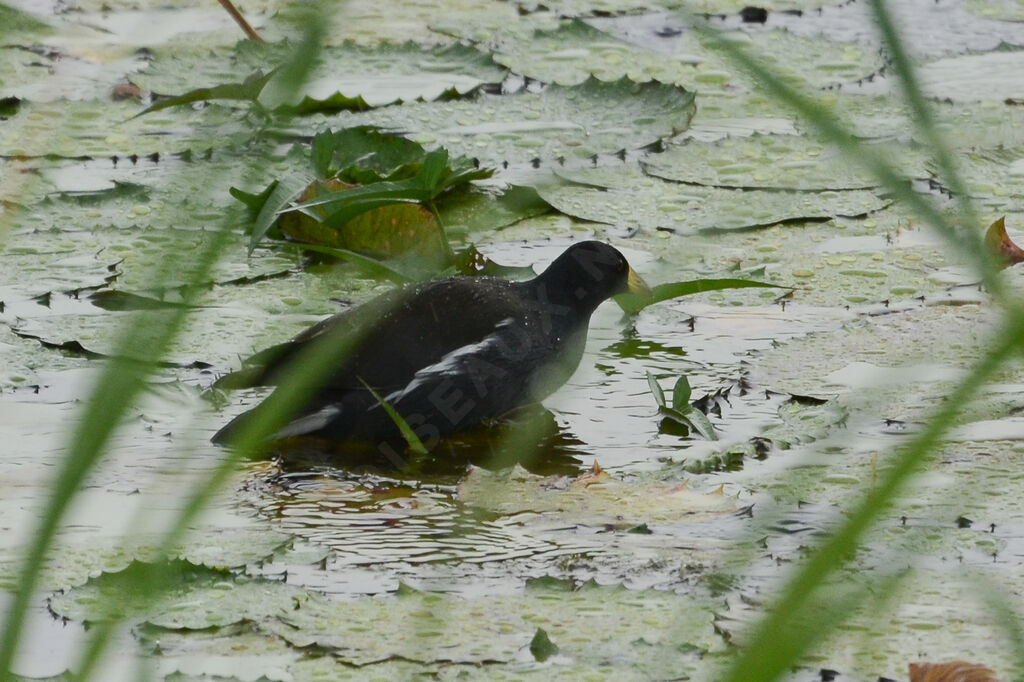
[917,50,1024,103]
[673,204,962,307]
[537,164,887,233]
[748,304,1021,425]
[0,44,145,104]
[931,146,1024,214]
[442,19,879,95]
[457,464,737,524]
[48,559,303,628]
[511,0,836,14]
[63,566,723,676]
[0,326,91,388]
[0,230,120,303]
[135,39,507,111]
[436,185,551,238]
[0,98,250,157]
[312,0,525,46]
[644,133,931,190]
[310,76,696,165]
[262,581,722,670]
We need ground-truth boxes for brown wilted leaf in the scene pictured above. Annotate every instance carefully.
[983,216,1024,268]
[571,460,608,488]
[111,82,144,101]
[909,660,999,682]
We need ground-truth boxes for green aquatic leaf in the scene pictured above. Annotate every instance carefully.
[297,76,697,165]
[542,165,886,234]
[316,126,431,183]
[647,370,667,409]
[134,39,506,113]
[248,175,310,253]
[644,134,930,191]
[283,195,448,267]
[241,129,492,254]
[646,371,717,441]
[671,375,693,412]
[134,69,275,118]
[435,185,551,237]
[616,278,788,314]
[529,627,559,662]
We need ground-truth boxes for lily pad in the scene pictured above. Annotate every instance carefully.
[644,133,930,190]
[0,230,120,304]
[261,581,722,671]
[457,464,737,524]
[768,0,1024,60]
[436,185,551,238]
[136,39,507,111]
[0,98,250,157]
[665,201,967,307]
[312,76,697,165]
[48,559,302,628]
[60,564,724,676]
[444,19,880,95]
[0,45,147,104]
[537,164,887,233]
[511,0,835,15]
[917,50,1024,103]
[932,147,1024,214]
[747,304,1024,425]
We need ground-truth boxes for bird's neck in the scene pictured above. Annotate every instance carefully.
[520,274,605,329]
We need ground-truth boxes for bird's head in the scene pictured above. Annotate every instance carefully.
[538,241,651,311]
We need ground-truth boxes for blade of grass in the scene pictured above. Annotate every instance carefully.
[359,378,429,456]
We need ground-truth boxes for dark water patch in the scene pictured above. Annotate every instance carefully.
[241,461,757,596]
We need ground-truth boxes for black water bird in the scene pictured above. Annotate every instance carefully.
[212,241,650,448]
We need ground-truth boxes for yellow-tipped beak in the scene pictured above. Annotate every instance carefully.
[627,267,653,298]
